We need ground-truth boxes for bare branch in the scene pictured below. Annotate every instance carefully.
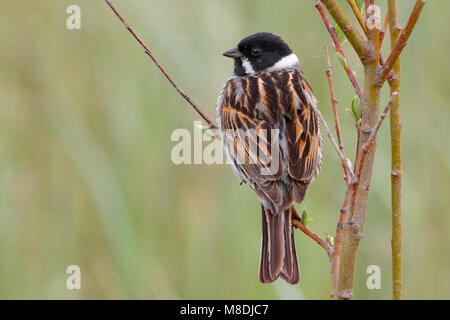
[314,106,356,183]
[378,12,390,66]
[387,0,403,300]
[346,0,367,35]
[377,0,427,85]
[292,207,332,259]
[318,0,368,61]
[315,1,364,99]
[324,46,352,184]
[105,0,217,130]
[379,12,390,49]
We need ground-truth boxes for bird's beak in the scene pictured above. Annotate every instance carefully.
[223,47,242,59]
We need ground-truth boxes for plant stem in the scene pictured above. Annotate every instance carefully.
[320,0,368,61]
[387,0,402,300]
[292,207,333,259]
[346,0,367,35]
[378,0,427,85]
[316,0,425,300]
[378,12,389,66]
[324,46,352,184]
[315,1,363,100]
[314,107,356,183]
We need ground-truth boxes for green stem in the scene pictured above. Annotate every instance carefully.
[387,0,402,300]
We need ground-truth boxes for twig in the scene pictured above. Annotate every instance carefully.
[379,12,390,49]
[353,126,361,172]
[319,0,368,61]
[104,0,217,130]
[324,46,343,153]
[324,46,351,184]
[292,207,332,259]
[378,12,390,66]
[346,0,367,35]
[314,107,356,183]
[315,1,363,99]
[387,0,403,300]
[377,0,427,85]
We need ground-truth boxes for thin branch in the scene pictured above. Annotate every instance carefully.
[308,24,357,182]
[104,0,217,130]
[325,46,343,153]
[315,1,363,99]
[378,12,390,66]
[353,126,361,172]
[377,0,427,85]
[379,12,390,49]
[292,207,332,259]
[388,0,403,301]
[319,0,368,61]
[324,46,351,184]
[346,0,367,35]
[314,107,356,183]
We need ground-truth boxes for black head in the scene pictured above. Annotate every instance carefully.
[223,32,298,76]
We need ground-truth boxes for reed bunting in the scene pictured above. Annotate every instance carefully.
[216,32,322,284]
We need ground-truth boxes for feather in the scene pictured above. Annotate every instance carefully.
[217,69,322,284]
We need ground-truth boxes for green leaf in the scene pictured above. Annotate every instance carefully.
[334,25,346,44]
[336,52,348,69]
[301,207,313,226]
[351,95,362,120]
[346,96,362,126]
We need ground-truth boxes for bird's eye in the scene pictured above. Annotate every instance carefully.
[251,48,262,56]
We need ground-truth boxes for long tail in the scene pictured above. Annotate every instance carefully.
[259,205,299,284]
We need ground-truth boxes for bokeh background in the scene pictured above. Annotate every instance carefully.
[0,0,448,299]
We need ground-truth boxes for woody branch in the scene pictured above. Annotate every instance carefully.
[387,0,403,300]
[315,0,426,300]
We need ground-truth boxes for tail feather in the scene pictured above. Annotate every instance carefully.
[259,205,300,284]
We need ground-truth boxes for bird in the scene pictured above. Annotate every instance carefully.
[216,32,322,284]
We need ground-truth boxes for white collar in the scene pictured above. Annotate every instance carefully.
[266,53,300,72]
[241,53,300,75]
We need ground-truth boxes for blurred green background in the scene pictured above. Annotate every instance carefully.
[0,0,448,299]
